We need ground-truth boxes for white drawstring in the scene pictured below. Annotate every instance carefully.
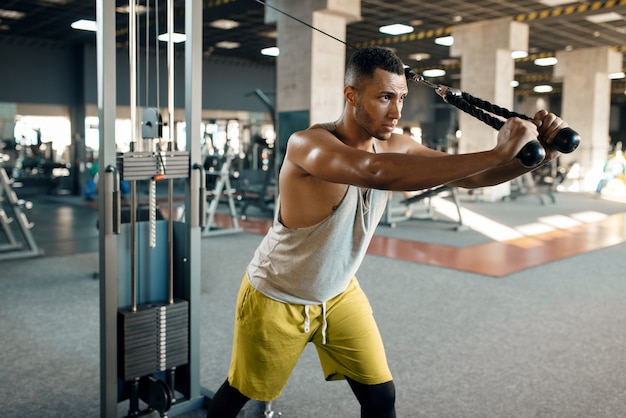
[304,305,310,333]
[303,304,328,344]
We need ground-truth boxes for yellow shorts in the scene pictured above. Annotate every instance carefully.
[227,273,392,401]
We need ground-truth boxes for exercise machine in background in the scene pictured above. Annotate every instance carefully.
[201,138,242,237]
[0,160,42,261]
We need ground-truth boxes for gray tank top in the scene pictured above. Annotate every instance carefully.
[246,124,389,305]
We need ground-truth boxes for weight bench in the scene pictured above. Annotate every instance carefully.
[382,185,466,230]
[236,168,275,218]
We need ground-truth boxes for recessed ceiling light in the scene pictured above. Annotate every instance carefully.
[71,19,97,32]
[209,19,239,30]
[538,0,574,6]
[261,47,279,57]
[158,32,187,43]
[609,72,626,79]
[116,5,149,14]
[0,9,25,19]
[511,50,528,59]
[440,58,459,66]
[434,36,454,46]
[260,30,278,38]
[585,12,623,24]
[215,41,240,49]
[379,24,414,36]
[409,53,430,61]
[534,85,553,93]
[534,57,558,66]
[422,69,446,78]
[511,80,520,88]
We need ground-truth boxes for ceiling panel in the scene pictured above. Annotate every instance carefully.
[1,0,625,98]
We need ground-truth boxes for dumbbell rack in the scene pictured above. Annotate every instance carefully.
[0,164,43,261]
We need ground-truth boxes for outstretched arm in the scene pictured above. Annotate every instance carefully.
[285,115,539,192]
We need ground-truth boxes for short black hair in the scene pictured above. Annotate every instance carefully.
[344,46,405,89]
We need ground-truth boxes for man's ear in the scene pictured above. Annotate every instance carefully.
[344,86,357,104]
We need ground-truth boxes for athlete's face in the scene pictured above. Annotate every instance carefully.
[351,68,408,140]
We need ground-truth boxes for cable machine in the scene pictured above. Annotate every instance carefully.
[98,1,208,416]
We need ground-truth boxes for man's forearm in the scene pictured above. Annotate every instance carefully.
[448,159,536,189]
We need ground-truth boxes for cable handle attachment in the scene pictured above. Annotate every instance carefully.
[458,91,580,154]
[404,67,579,166]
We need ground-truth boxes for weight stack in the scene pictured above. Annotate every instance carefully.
[118,299,189,381]
[117,150,190,181]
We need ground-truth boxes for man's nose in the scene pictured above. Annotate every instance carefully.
[389,101,402,119]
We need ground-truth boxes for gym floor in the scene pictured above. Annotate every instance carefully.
[1,186,625,417]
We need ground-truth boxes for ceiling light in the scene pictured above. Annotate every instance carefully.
[585,12,623,24]
[71,19,97,32]
[534,57,558,66]
[409,53,430,61]
[209,19,239,30]
[434,36,454,47]
[609,72,626,79]
[116,5,149,14]
[511,50,528,59]
[422,69,446,78]
[261,47,279,57]
[379,24,414,36]
[538,0,574,5]
[158,32,186,43]
[0,9,25,19]
[215,41,240,49]
[533,85,553,93]
[440,58,459,66]
[511,80,520,87]
[260,30,278,38]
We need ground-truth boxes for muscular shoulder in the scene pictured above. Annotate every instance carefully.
[285,124,342,160]
[376,132,419,153]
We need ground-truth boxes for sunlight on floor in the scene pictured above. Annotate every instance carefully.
[430,196,613,243]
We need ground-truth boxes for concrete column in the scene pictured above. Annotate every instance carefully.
[264,0,359,186]
[266,0,360,123]
[554,46,621,191]
[451,18,528,201]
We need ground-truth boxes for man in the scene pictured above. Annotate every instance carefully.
[206,46,567,418]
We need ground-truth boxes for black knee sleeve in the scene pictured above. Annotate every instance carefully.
[347,378,396,418]
[205,379,250,418]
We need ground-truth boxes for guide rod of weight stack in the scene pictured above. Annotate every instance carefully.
[129,0,139,313]
[166,0,175,306]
